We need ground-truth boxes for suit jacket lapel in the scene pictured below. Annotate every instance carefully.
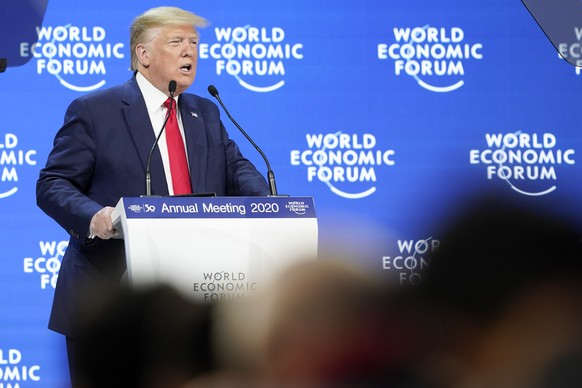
[121,77,169,196]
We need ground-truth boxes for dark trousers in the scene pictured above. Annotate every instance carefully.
[66,337,81,388]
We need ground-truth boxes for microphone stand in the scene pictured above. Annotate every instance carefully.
[207,85,281,196]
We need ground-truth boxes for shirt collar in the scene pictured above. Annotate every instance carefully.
[136,72,178,113]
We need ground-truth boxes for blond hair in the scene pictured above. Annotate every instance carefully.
[130,6,208,71]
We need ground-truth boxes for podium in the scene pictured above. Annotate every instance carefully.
[111,196,318,302]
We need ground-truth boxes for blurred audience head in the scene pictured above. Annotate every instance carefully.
[74,285,214,388]
[413,194,582,388]
[250,257,430,387]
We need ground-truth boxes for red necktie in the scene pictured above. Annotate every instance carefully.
[164,98,192,195]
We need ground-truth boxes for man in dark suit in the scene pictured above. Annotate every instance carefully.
[36,6,269,385]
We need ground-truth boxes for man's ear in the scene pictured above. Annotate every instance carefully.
[135,44,150,67]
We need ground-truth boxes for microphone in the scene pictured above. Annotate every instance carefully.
[143,80,177,197]
[207,85,279,196]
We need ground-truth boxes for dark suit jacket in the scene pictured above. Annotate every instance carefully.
[36,75,269,337]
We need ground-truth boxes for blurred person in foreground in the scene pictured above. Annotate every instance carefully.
[74,285,214,388]
[407,195,582,388]
[36,6,269,386]
[198,258,431,388]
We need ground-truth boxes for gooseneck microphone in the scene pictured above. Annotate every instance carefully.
[143,80,177,197]
[207,85,278,196]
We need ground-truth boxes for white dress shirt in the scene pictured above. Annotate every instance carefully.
[135,72,190,196]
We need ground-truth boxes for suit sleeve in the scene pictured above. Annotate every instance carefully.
[210,103,270,196]
[224,132,271,196]
[36,98,104,243]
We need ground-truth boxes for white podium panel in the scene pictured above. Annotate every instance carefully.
[112,196,317,302]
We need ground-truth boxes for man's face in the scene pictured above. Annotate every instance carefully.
[137,24,199,95]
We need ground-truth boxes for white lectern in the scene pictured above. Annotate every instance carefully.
[111,196,317,302]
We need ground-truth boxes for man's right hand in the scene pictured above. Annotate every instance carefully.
[89,206,118,240]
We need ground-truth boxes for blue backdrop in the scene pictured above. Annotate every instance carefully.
[1,1,582,385]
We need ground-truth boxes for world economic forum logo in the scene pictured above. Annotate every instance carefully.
[199,25,303,92]
[0,133,36,199]
[470,131,576,196]
[377,25,483,92]
[21,24,125,92]
[382,237,439,286]
[0,349,41,385]
[24,240,68,289]
[290,131,396,199]
[556,25,582,75]
[285,200,309,215]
